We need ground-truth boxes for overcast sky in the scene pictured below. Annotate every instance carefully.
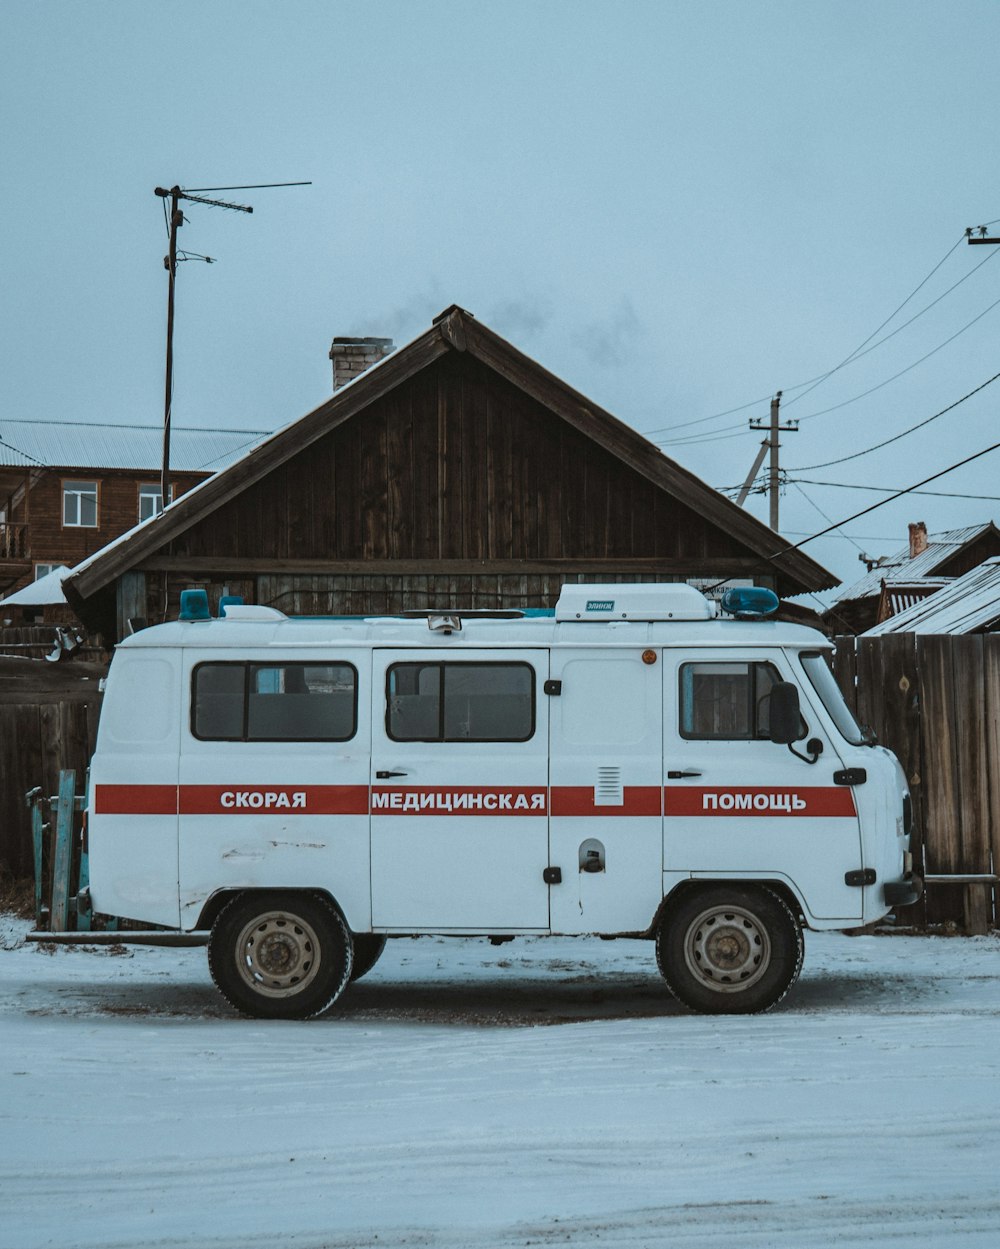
[3,1,999,594]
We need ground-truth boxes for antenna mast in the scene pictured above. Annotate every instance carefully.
[152,180,311,512]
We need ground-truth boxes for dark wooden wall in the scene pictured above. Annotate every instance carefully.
[166,354,751,567]
[937,530,1000,579]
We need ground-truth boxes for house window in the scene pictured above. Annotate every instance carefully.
[63,480,98,528]
[138,483,174,522]
[34,564,60,580]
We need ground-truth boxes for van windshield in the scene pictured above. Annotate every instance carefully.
[799,652,867,746]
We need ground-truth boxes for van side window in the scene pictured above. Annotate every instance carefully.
[679,661,784,740]
[192,662,357,741]
[387,662,534,742]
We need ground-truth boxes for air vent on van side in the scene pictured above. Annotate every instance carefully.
[595,766,624,806]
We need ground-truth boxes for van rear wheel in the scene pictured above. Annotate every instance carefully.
[209,892,353,1020]
[655,885,803,1014]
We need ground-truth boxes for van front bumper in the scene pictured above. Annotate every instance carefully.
[883,874,923,908]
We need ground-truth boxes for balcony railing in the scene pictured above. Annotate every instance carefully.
[0,522,29,560]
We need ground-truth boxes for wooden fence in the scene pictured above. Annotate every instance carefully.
[0,658,104,880]
[832,634,999,933]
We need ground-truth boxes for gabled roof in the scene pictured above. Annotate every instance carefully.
[834,523,1000,605]
[0,419,268,473]
[65,306,836,602]
[863,557,1000,636]
[876,578,952,623]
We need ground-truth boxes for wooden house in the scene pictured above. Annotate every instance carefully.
[0,419,268,605]
[827,521,1000,634]
[63,306,836,642]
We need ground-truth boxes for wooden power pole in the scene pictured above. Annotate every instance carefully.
[743,393,798,531]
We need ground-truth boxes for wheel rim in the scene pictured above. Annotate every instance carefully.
[682,903,772,993]
[234,910,323,999]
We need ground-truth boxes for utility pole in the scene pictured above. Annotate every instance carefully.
[152,180,310,513]
[746,392,798,531]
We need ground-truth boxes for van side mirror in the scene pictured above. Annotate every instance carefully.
[768,682,801,745]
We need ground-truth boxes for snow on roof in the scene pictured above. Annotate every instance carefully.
[862,556,1000,636]
[0,565,71,607]
[834,524,998,604]
[0,419,269,473]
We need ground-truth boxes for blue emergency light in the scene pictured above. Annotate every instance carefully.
[178,589,212,621]
[720,587,780,619]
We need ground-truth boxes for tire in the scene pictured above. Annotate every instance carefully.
[208,892,353,1020]
[655,885,804,1015]
[349,934,388,982]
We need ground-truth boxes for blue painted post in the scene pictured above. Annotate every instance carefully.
[50,770,77,933]
[26,787,45,929]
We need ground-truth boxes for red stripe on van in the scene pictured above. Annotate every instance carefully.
[550,786,662,817]
[94,784,178,815]
[664,786,857,817]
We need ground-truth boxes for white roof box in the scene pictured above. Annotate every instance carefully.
[555,583,715,622]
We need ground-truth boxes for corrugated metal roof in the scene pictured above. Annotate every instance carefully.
[834,525,997,604]
[863,557,1000,635]
[879,579,952,619]
[0,419,269,473]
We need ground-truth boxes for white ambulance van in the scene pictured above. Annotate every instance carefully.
[86,582,920,1019]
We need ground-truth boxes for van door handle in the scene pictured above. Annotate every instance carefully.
[667,770,702,779]
[376,770,408,779]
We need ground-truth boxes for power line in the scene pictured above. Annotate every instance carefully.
[781,529,901,542]
[781,234,967,410]
[789,480,866,555]
[788,368,1000,471]
[0,434,48,469]
[788,292,1000,427]
[654,294,1000,451]
[789,477,1000,502]
[643,231,989,439]
[777,439,1000,556]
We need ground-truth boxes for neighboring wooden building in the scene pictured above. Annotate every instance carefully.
[0,420,268,601]
[64,306,836,641]
[862,556,1000,636]
[827,521,1000,634]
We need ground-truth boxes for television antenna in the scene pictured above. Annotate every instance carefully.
[153,181,311,511]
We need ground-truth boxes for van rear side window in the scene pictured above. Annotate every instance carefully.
[387,662,534,742]
[192,662,358,741]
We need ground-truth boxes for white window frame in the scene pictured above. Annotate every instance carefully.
[138,482,173,522]
[62,480,99,528]
[34,563,60,580]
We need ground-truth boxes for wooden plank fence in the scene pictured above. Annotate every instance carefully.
[0,658,103,881]
[833,634,999,933]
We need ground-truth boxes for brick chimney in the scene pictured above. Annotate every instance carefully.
[329,336,394,391]
[908,521,928,559]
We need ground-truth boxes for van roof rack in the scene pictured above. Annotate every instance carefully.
[399,609,524,620]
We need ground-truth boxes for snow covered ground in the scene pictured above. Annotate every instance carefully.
[2,916,999,1249]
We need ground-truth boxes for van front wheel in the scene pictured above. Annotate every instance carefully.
[209,892,353,1019]
[655,885,803,1014]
